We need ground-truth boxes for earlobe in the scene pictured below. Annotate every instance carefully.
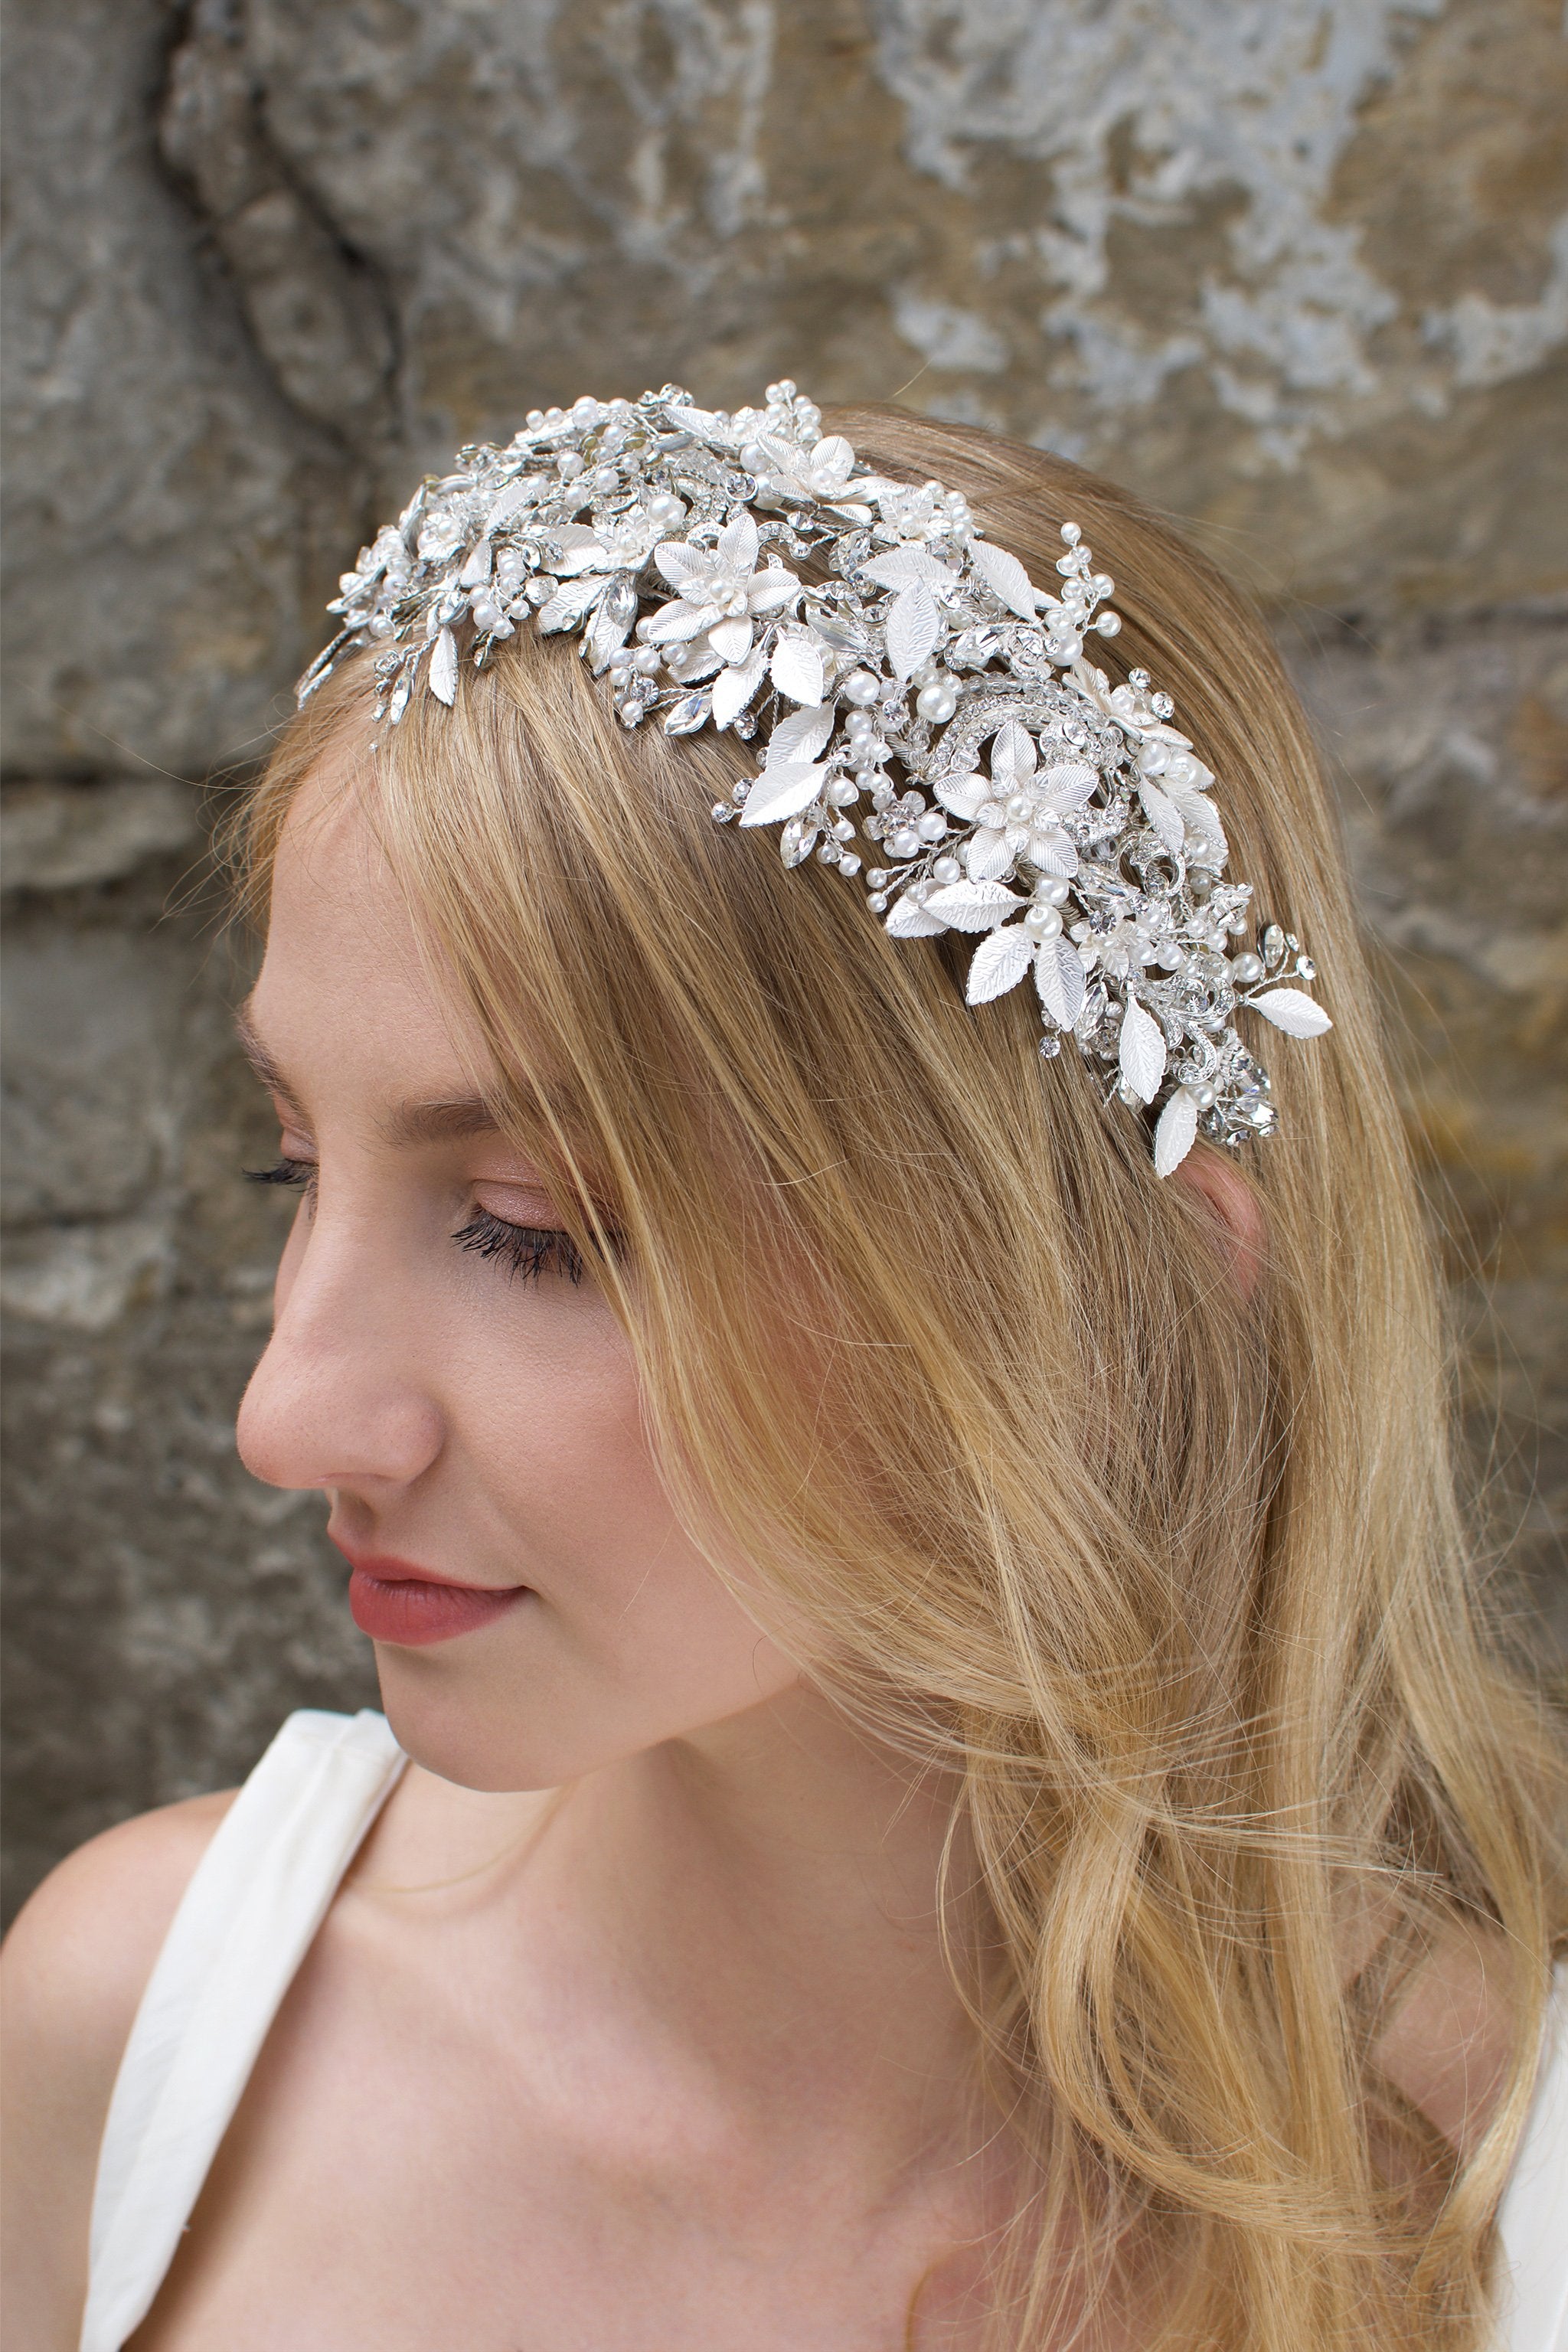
[1173,1147,1267,1299]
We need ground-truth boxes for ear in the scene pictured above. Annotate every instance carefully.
[1173,1147,1267,1300]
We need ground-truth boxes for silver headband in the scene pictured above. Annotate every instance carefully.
[301,380,1330,1175]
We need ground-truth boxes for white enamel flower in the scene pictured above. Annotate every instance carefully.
[755,430,858,502]
[641,513,800,666]
[936,720,1099,882]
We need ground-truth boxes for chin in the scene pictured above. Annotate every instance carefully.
[370,1639,659,1793]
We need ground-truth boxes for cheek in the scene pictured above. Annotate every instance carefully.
[387,1288,801,1788]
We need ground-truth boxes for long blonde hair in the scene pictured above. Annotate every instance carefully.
[234,407,1565,2347]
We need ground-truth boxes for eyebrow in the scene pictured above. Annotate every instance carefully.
[234,1000,505,1150]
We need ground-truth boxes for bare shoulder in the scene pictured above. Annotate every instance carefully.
[2,1790,237,2069]
[1372,1922,1523,2161]
[1,1792,237,2349]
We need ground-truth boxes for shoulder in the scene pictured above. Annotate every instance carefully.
[2,1791,237,2073]
[1,1792,236,2347]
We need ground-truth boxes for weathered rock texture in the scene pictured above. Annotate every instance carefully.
[4,0,1565,1919]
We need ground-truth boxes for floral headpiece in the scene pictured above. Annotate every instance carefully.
[301,380,1330,1174]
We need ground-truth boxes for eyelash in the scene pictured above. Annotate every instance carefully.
[243,1158,586,1287]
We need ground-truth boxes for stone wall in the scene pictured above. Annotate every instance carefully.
[4,0,1564,1920]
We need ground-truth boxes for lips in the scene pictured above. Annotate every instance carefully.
[334,1547,528,1648]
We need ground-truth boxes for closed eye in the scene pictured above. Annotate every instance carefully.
[245,1156,315,1191]
[452,1210,586,1285]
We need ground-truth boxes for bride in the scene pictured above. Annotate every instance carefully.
[5,384,1565,2350]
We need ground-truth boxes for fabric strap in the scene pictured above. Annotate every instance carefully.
[78,1708,406,2352]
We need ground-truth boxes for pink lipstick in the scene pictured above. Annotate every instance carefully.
[335,1547,528,1647]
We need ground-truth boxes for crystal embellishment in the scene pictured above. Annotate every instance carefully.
[300,381,1332,1173]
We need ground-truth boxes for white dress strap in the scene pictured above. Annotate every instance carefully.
[79,1707,406,2352]
[1495,1965,1568,2350]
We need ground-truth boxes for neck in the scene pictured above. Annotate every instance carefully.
[531,1681,983,2164]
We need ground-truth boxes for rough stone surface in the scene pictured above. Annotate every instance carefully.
[3,0,1564,1919]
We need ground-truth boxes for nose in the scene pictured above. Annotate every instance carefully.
[237,1204,445,1498]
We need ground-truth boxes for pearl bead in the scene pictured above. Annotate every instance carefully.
[844,670,881,705]
[1006,793,1034,824]
[916,809,946,841]
[632,647,662,675]
[1137,741,1169,777]
[889,828,920,859]
[846,710,876,739]
[831,817,855,841]
[471,599,503,632]
[825,779,858,807]
[1194,1083,1217,1111]
[916,684,958,723]
[1230,952,1265,983]
[1165,753,1198,789]
[1035,877,1070,906]
[1092,610,1122,637]
[838,853,861,877]
[1025,904,1063,940]
[647,493,686,528]
[932,854,962,884]
[913,660,943,689]
[867,891,888,913]
[557,452,584,479]
[854,766,882,792]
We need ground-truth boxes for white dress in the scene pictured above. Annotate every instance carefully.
[79,1710,1568,2352]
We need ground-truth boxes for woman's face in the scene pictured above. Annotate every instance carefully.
[235,752,800,1792]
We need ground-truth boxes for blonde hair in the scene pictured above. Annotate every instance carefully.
[233,407,1565,2347]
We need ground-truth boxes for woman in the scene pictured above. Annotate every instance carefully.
[4,385,1565,2350]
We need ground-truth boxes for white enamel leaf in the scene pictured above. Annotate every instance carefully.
[654,539,708,588]
[738,763,826,827]
[551,525,610,577]
[707,616,754,665]
[989,720,1036,785]
[969,539,1039,622]
[765,706,835,767]
[1171,788,1227,862]
[1138,779,1186,858]
[640,599,710,645]
[711,653,767,729]
[860,547,954,590]
[884,895,948,938]
[885,582,941,680]
[485,478,543,531]
[747,569,799,614]
[770,635,825,706]
[1153,1088,1198,1178]
[936,771,988,820]
[1119,993,1167,1104]
[923,880,1024,933]
[1249,988,1332,1038]
[1034,936,1085,1029]
[429,626,459,706]
[717,511,760,572]
[965,830,1014,881]
[966,924,1035,1004]
[669,403,739,447]
[665,640,724,683]
[538,576,610,635]
[1041,760,1098,809]
[808,434,855,488]
[1028,831,1079,879]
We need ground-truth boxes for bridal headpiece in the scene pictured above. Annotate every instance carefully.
[300,380,1330,1174]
